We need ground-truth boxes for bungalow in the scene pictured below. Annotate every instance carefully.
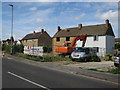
[22,29,52,47]
[52,19,115,57]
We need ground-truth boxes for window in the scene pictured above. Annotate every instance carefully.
[66,37,70,41]
[94,35,98,41]
[80,39,83,41]
[26,40,27,42]
[56,37,60,42]
[34,39,36,42]
[93,47,99,52]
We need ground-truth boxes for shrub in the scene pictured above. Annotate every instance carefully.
[105,54,113,61]
[90,54,101,62]
[4,44,24,54]
[5,45,11,53]
[115,42,120,49]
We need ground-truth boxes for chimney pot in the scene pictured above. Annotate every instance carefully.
[78,24,82,29]
[58,26,61,32]
[41,29,44,33]
[106,19,109,28]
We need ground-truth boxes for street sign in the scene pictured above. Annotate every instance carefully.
[24,46,43,56]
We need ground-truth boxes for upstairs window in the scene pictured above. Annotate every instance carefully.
[56,37,60,42]
[34,39,36,42]
[94,35,98,41]
[66,37,70,41]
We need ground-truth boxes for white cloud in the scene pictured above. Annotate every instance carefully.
[36,18,44,23]
[74,13,85,20]
[95,10,118,20]
[29,27,43,33]
[29,7,37,11]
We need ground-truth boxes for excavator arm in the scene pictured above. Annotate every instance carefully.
[70,34,87,48]
[56,34,87,54]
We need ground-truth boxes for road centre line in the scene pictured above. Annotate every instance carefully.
[8,71,50,90]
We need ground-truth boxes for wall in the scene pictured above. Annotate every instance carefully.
[38,32,52,46]
[106,35,115,55]
[76,36,106,57]
[22,39,38,47]
[52,37,74,54]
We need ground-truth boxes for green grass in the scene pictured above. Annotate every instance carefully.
[88,68,120,74]
[14,53,71,62]
[106,68,120,74]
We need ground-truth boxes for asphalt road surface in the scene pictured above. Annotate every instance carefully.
[2,57,118,89]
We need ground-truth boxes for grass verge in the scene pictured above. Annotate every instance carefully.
[14,53,71,62]
[88,67,120,74]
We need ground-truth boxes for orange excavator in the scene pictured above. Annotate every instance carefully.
[56,34,87,54]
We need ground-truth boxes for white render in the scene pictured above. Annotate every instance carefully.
[76,35,115,57]
[16,40,22,45]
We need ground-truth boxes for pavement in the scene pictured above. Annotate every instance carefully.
[4,53,119,84]
[2,56,118,88]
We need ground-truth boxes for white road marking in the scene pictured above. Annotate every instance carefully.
[8,72,50,90]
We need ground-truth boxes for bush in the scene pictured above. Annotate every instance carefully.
[4,44,24,54]
[115,42,120,49]
[90,54,101,62]
[14,44,24,53]
[43,46,52,53]
[105,54,113,61]
[5,45,11,53]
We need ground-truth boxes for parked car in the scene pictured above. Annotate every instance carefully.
[114,53,120,67]
[70,47,96,61]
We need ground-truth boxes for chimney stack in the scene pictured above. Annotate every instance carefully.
[33,31,35,35]
[78,24,82,29]
[58,26,61,32]
[106,19,109,28]
[41,29,44,33]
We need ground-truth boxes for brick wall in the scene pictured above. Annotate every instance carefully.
[52,37,74,54]
[22,39,38,47]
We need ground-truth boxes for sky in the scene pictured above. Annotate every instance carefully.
[2,1,119,40]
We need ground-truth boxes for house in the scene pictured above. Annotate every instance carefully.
[13,41,17,45]
[52,19,115,57]
[115,38,120,43]
[2,39,11,46]
[16,40,22,45]
[22,29,52,47]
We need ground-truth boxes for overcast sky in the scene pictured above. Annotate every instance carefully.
[2,2,119,40]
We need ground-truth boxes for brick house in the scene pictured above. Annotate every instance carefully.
[52,19,115,57]
[22,29,52,47]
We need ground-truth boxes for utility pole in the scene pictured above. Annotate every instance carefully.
[9,4,13,55]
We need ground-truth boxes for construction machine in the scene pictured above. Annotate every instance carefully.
[56,34,87,55]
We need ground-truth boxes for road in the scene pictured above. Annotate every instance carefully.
[2,57,118,89]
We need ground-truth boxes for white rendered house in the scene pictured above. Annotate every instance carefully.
[76,20,115,57]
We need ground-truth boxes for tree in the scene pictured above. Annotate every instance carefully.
[115,42,120,49]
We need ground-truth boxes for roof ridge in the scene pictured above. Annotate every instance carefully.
[62,24,106,30]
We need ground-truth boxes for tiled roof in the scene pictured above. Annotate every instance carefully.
[53,24,115,38]
[22,32,42,40]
